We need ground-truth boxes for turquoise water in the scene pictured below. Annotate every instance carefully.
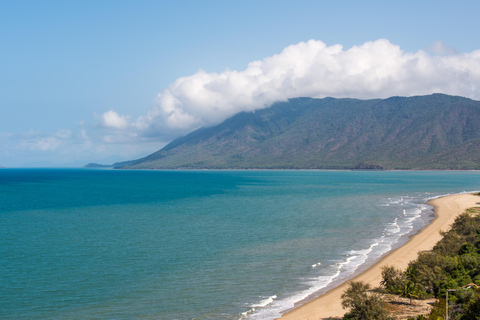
[1,169,480,319]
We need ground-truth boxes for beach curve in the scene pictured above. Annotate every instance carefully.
[277,192,480,320]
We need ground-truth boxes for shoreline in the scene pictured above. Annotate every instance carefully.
[277,192,480,320]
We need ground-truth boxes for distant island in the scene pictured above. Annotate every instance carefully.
[114,93,480,170]
[84,163,113,168]
[85,160,137,169]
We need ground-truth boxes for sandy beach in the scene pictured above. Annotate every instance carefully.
[278,192,480,320]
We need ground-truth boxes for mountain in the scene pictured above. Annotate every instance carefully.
[118,94,480,170]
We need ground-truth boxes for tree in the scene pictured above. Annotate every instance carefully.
[426,298,446,320]
[341,281,394,320]
[401,280,419,305]
[406,265,418,284]
[381,265,406,293]
[461,290,480,319]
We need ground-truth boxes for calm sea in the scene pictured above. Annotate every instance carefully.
[1,169,480,319]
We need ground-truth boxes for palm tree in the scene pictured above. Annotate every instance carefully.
[401,280,419,305]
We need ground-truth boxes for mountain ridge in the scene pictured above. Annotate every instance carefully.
[118,94,480,170]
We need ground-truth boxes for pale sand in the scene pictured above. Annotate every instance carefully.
[278,193,480,320]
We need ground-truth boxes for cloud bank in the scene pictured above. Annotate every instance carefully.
[134,39,480,138]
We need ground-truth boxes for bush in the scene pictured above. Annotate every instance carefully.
[409,252,447,295]
[459,242,477,255]
[381,265,406,293]
[461,290,480,319]
[425,298,446,320]
[341,281,394,320]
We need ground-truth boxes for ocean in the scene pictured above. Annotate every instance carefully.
[1,169,480,319]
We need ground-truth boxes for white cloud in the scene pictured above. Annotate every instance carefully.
[427,40,458,55]
[101,110,130,129]
[0,125,158,167]
[135,39,480,138]
[55,129,73,139]
[8,129,74,154]
[79,129,89,140]
[18,135,61,151]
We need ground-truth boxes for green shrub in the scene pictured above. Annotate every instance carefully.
[461,290,480,319]
[381,265,406,293]
[341,281,394,320]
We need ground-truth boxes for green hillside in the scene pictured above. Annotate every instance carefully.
[119,94,480,170]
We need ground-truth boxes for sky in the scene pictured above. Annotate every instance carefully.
[1,0,480,167]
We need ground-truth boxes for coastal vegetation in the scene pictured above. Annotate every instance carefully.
[341,205,480,319]
[116,94,480,170]
[341,281,395,319]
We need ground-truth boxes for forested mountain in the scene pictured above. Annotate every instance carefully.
[118,94,480,170]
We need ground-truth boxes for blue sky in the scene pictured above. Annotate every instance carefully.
[1,0,480,167]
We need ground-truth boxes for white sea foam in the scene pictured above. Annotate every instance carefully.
[241,193,437,320]
[386,218,401,233]
[243,243,390,320]
[251,295,277,308]
[242,191,476,320]
[239,295,278,319]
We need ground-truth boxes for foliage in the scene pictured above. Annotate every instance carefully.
[426,298,447,320]
[401,280,420,305]
[460,290,480,319]
[407,316,428,320]
[381,265,406,293]
[341,281,394,320]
